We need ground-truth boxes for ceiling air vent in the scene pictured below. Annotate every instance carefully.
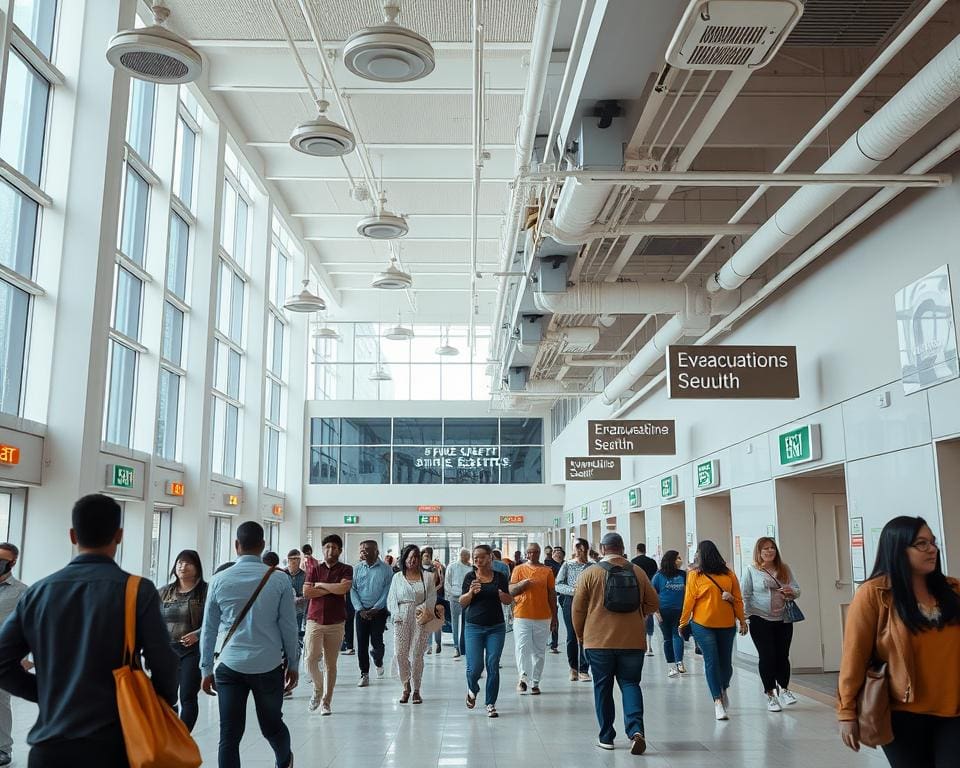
[106,4,202,84]
[786,0,922,48]
[666,0,805,70]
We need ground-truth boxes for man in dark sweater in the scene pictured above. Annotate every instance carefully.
[0,494,178,767]
[631,544,659,656]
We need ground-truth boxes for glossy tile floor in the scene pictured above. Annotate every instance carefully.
[7,631,888,767]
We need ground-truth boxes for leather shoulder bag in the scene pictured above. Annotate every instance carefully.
[414,574,445,633]
[215,566,277,661]
[762,568,805,623]
[856,594,894,748]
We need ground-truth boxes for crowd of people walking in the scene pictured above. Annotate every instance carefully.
[0,493,954,766]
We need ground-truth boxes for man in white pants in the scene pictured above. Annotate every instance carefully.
[444,548,474,658]
[509,543,558,695]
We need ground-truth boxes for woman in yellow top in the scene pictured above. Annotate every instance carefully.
[679,540,747,721]
[837,516,960,767]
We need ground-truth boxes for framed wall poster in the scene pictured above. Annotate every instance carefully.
[895,265,959,395]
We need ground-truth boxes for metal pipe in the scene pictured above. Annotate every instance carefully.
[523,170,950,188]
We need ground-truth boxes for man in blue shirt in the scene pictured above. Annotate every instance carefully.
[350,540,393,687]
[201,521,299,768]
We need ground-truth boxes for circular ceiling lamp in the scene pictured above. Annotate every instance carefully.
[289,99,356,157]
[312,318,341,342]
[343,2,436,83]
[106,4,202,84]
[284,278,326,313]
[371,256,413,290]
[368,366,393,382]
[435,327,459,357]
[383,310,414,340]
[357,192,408,239]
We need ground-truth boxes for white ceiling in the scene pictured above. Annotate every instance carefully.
[164,0,546,322]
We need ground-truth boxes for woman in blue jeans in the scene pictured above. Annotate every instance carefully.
[679,540,748,721]
[651,550,686,677]
[460,544,513,717]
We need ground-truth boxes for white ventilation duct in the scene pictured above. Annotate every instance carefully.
[709,31,960,293]
[550,179,618,246]
[544,327,601,354]
[533,281,690,316]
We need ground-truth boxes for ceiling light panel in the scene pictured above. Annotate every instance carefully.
[164,0,535,43]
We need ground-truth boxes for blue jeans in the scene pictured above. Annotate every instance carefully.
[658,608,684,664]
[585,649,646,744]
[464,622,506,706]
[215,663,292,768]
[645,613,654,639]
[560,596,588,672]
[690,623,736,700]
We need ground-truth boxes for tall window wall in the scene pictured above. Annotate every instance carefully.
[264,217,293,492]
[0,1,58,416]
[210,144,252,478]
[310,323,492,401]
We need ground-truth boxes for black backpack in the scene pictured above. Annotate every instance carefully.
[597,562,641,613]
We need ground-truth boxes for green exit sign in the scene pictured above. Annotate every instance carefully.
[107,463,135,489]
[697,459,720,490]
[779,424,821,466]
[566,511,574,525]
[580,505,589,521]
[343,515,360,525]
[628,487,641,509]
[419,514,441,524]
[660,475,678,499]
[553,516,561,527]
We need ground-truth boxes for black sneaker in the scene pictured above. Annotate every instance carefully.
[631,734,646,755]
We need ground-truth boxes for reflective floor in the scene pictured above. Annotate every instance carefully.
[9,632,887,767]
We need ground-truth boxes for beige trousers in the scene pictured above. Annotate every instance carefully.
[304,619,345,704]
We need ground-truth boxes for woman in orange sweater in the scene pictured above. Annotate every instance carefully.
[837,516,960,767]
[678,540,747,721]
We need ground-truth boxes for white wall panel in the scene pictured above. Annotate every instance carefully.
[842,384,932,461]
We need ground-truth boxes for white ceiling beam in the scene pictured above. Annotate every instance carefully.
[291,212,503,218]
[215,85,525,96]
[307,236,499,242]
[250,142,514,150]
[192,39,532,51]
[268,176,511,183]
[338,287,498,292]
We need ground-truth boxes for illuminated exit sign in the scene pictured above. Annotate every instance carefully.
[418,514,441,524]
[165,481,185,497]
[107,464,135,489]
[343,515,360,525]
[224,493,241,507]
[499,515,524,524]
[0,445,19,465]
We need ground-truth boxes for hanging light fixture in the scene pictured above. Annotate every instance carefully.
[285,278,326,312]
[289,98,357,157]
[435,326,460,357]
[106,3,202,84]
[312,312,341,342]
[371,254,413,290]
[368,322,393,381]
[383,310,415,341]
[357,191,409,239]
[343,1,436,83]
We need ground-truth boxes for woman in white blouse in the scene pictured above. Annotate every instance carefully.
[387,544,437,704]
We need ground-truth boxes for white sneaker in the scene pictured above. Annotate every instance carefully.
[767,694,782,712]
[668,666,679,678]
[320,702,332,716]
[714,700,729,720]
[307,695,321,713]
[578,672,591,682]
[596,741,614,751]
[357,674,369,688]
[779,689,798,706]
[645,648,655,657]
[677,662,686,674]
[376,665,385,679]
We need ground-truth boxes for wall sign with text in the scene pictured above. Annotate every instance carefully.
[778,424,822,466]
[565,457,621,481]
[696,459,720,491]
[588,420,676,455]
[667,345,799,399]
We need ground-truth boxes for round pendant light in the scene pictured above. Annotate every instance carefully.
[313,325,341,342]
[357,190,408,239]
[383,310,415,340]
[435,327,459,356]
[343,3,436,83]
[289,99,356,157]
[106,4,202,84]
[368,366,393,382]
[371,257,413,290]
[284,278,326,313]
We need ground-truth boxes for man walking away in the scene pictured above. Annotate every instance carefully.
[201,521,299,768]
[509,543,558,695]
[575,533,659,755]
[285,550,307,650]
[0,494,178,768]
[445,549,474,659]
[0,544,25,766]
[631,544,659,656]
[351,540,392,686]
[303,534,353,715]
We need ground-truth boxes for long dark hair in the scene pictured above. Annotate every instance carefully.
[169,549,205,586]
[869,516,959,632]
[660,550,681,578]
[399,544,422,576]
[695,540,728,575]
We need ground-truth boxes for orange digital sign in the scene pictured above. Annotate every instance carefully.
[499,515,525,524]
[0,445,19,466]
[417,505,442,512]
[165,481,185,497]
[271,504,283,518]
[224,494,240,507]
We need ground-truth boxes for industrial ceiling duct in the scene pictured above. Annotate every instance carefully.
[344,2,436,83]
[357,192,409,239]
[106,3,202,84]
[289,99,357,157]
[371,256,414,290]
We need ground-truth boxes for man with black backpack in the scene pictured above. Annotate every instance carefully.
[572,532,659,756]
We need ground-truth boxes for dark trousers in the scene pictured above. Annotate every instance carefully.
[748,615,794,692]
[29,736,128,768]
[883,712,960,767]
[465,622,506,706]
[356,609,388,674]
[658,608,684,664]
[174,646,202,731]
[585,649,646,743]
[645,613,655,639]
[690,623,736,700]
[560,596,588,672]
[341,599,355,650]
[549,596,559,650]
[215,663,291,768]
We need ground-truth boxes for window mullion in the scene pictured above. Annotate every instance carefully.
[0,160,52,207]
[0,266,44,297]
[124,145,160,186]
[9,26,64,86]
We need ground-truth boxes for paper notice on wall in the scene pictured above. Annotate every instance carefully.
[851,516,867,583]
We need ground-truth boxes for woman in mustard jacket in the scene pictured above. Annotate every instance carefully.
[837,516,960,767]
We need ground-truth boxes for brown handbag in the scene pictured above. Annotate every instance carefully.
[857,661,894,748]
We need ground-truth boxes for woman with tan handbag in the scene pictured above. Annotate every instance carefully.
[838,516,960,766]
[387,544,437,704]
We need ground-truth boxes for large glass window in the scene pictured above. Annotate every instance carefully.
[216,260,245,344]
[155,369,180,460]
[126,79,156,161]
[161,302,184,366]
[0,50,50,184]
[308,417,544,485]
[0,181,39,275]
[13,0,59,59]
[113,268,142,339]
[264,426,281,490]
[220,179,249,267]
[166,212,190,300]
[0,282,30,415]
[173,115,197,209]
[149,507,172,585]
[105,340,137,447]
[119,166,149,265]
[211,396,239,478]
[210,515,233,571]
